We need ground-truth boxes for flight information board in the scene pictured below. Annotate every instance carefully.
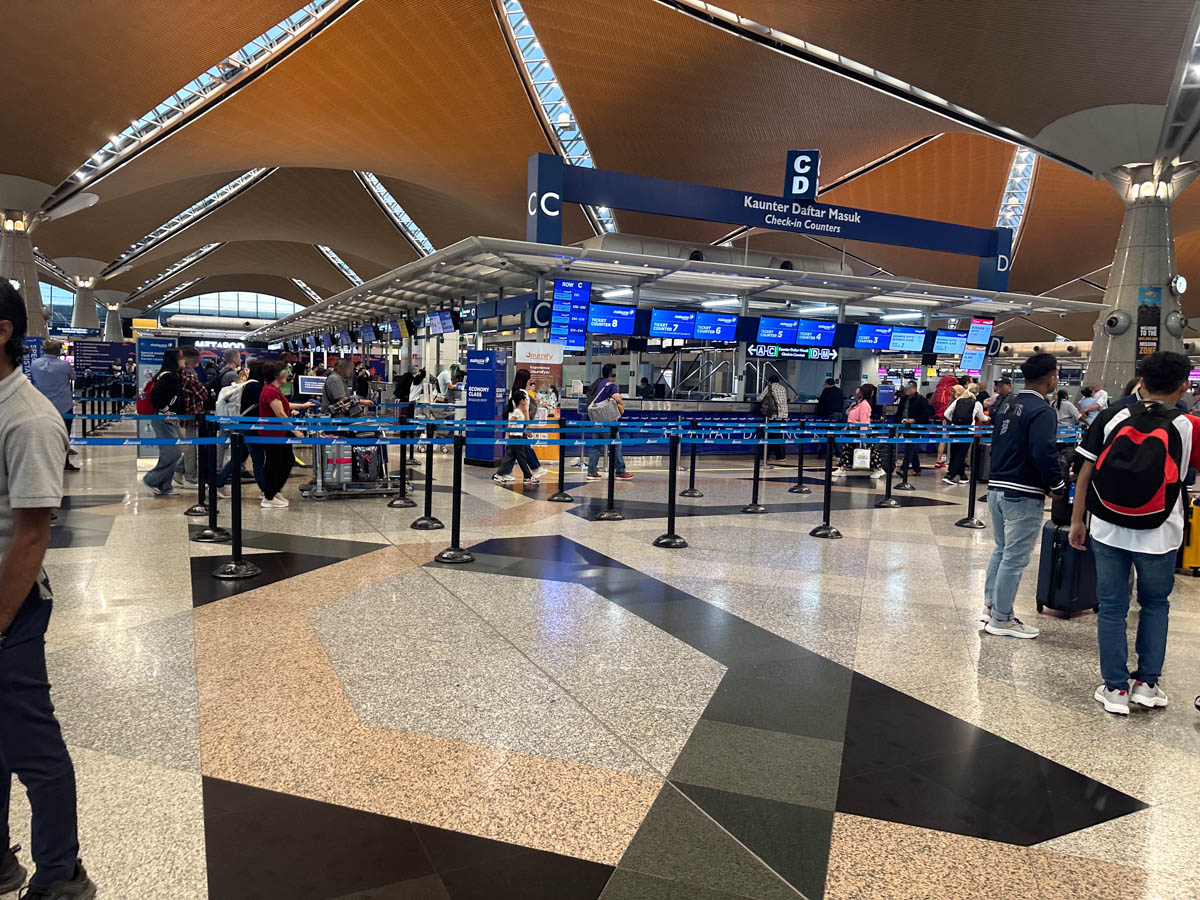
[360,324,377,343]
[933,330,968,354]
[888,326,926,351]
[794,319,837,347]
[960,346,986,371]
[967,317,994,345]
[587,303,636,335]
[694,312,737,341]
[649,309,697,339]
[854,324,892,349]
[757,316,799,344]
[549,279,590,351]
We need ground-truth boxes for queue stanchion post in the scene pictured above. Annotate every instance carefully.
[741,425,768,514]
[412,422,444,530]
[213,432,262,580]
[876,428,901,508]
[956,435,987,529]
[185,415,209,517]
[654,431,687,548]
[788,426,812,494]
[895,428,917,493]
[810,434,842,539]
[388,425,418,508]
[595,426,624,521]
[680,418,703,498]
[194,428,231,542]
[548,431,573,503]
[434,432,474,564]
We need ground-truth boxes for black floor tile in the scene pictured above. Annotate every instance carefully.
[666,618,810,667]
[701,660,852,744]
[190,551,345,607]
[329,875,451,899]
[202,777,433,900]
[469,535,624,568]
[413,824,532,874]
[598,868,756,899]
[228,528,384,559]
[673,782,835,900]
[435,847,611,900]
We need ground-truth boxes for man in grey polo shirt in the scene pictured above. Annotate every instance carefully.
[0,284,96,898]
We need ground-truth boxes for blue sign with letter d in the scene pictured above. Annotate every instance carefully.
[784,150,820,201]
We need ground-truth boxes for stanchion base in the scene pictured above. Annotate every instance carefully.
[787,485,812,495]
[212,558,263,580]
[595,510,625,521]
[955,517,987,530]
[411,516,445,531]
[679,488,704,498]
[435,547,475,564]
[741,503,768,514]
[895,482,917,492]
[193,527,232,543]
[184,503,209,517]
[978,493,988,503]
[547,492,574,503]
[875,498,901,509]
[388,496,417,509]
[653,533,688,549]
[810,524,843,540]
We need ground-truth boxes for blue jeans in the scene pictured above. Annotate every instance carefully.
[587,441,626,477]
[1093,541,1174,691]
[144,418,183,491]
[984,491,1045,622]
[217,440,266,491]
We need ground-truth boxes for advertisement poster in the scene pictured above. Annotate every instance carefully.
[21,337,42,377]
[1137,285,1162,357]
[136,337,177,457]
[514,342,563,401]
[466,349,509,465]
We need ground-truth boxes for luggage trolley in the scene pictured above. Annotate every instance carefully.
[299,411,409,501]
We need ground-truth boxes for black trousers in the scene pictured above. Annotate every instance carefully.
[0,586,80,886]
[947,442,970,480]
[263,443,295,499]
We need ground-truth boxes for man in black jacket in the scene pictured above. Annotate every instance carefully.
[895,381,931,477]
[816,378,844,419]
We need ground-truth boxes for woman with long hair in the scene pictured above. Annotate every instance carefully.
[930,375,959,468]
[142,349,185,496]
[1054,389,1081,428]
[942,384,986,485]
[258,360,303,508]
[834,383,883,478]
[510,368,542,482]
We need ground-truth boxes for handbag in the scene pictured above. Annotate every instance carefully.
[588,397,621,422]
[852,447,872,470]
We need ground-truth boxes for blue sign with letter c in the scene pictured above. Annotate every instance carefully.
[784,150,820,201]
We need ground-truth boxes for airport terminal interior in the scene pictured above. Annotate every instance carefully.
[10,2,1200,899]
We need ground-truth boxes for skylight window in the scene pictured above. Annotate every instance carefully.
[291,278,323,302]
[126,244,222,303]
[996,147,1038,253]
[498,0,617,234]
[316,245,363,285]
[356,172,436,255]
[142,278,204,314]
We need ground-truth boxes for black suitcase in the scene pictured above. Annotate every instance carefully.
[1035,520,1097,616]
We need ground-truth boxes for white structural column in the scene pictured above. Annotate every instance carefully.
[71,283,101,330]
[1084,163,1200,392]
[0,211,48,337]
[102,305,123,342]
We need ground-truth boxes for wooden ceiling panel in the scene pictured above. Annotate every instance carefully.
[720,1,1190,136]
[5,0,305,184]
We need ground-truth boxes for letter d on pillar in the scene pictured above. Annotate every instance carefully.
[976,227,1012,291]
[527,153,565,244]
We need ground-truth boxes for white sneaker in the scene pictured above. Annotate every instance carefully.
[492,473,516,484]
[942,476,957,485]
[870,468,884,479]
[979,603,992,624]
[526,470,543,482]
[984,616,1039,639]
[833,468,847,478]
[1095,684,1131,715]
[260,496,289,508]
[216,486,231,499]
[1131,680,1168,708]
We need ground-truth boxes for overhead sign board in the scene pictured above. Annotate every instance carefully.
[783,150,820,201]
[746,343,837,361]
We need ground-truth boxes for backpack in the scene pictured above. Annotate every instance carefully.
[216,380,252,419]
[135,377,156,415]
[760,386,779,419]
[950,396,975,425]
[1087,403,1185,529]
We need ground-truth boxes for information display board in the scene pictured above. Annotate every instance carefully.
[587,303,636,335]
[757,316,799,344]
[854,324,892,349]
[888,326,926,351]
[932,330,968,354]
[337,330,353,347]
[136,336,177,457]
[960,346,986,371]
[966,317,994,345]
[794,319,837,347]
[306,336,317,349]
[320,333,333,350]
[297,375,327,396]
[466,349,509,465]
[549,279,590,351]
[694,312,737,341]
[73,341,134,377]
[649,309,696,339]
[746,343,838,361]
[360,324,377,343]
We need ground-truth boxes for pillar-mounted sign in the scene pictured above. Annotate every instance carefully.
[1137,285,1162,356]
[783,150,820,201]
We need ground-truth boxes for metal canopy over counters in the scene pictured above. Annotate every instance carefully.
[246,235,1105,341]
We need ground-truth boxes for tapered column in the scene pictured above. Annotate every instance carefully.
[0,211,47,337]
[103,304,123,341]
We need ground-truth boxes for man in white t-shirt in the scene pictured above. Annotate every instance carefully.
[1072,351,1200,716]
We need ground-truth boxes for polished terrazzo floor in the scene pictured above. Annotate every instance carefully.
[10,425,1200,899]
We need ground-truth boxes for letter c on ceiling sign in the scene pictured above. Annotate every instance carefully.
[527,192,537,216]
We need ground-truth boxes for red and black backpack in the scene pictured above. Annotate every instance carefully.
[1087,403,1184,529]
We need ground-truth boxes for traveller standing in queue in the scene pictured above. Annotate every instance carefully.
[172,347,208,485]
[585,363,633,482]
[816,378,844,421]
[942,384,986,486]
[984,377,1012,412]
[511,369,543,482]
[982,353,1066,638]
[259,360,303,509]
[756,373,789,465]
[142,349,185,496]
[1071,351,1200,715]
[323,358,373,417]
[895,380,931,478]
[29,340,78,473]
[0,283,97,899]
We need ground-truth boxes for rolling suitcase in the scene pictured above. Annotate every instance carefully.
[1035,520,1098,617]
[1179,496,1200,576]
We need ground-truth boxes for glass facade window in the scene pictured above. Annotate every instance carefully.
[40,282,77,328]
[154,291,303,321]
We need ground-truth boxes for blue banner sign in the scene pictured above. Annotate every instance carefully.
[854,324,892,349]
[784,149,820,200]
[76,340,134,377]
[136,336,176,456]
[466,349,509,464]
[746,343,838,361]
[587,303,636,335]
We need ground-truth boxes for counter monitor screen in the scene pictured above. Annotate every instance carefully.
[320,333,332,350]
[967,317,994,345]
[305,336,316,349]
[550,279,590,351]
[388,320,402,340]
[337,330,353,347]
[933,330,968,354]
[793,319,837,347]
[694,312,737,341]
[587,303,636,335]
[427,314,443,336]
[649,309,697,339]
[888,326,926,352]
[436,310,456,333]
[960,346,986,371]
[854,324,893,349]
[360,324,377,343]
[757,316,799,344]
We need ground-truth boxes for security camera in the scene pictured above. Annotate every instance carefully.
[1103,309,1132,336]
[1166,310,1188,337]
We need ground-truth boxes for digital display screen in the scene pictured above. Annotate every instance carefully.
[549,279,590,351]
[967,317,994,345]
[854,324,893,349]
[933,330,968,354]
[437,311,456,333]
[649,309,697,339]
[320,333,332,350]
[389,320,403,340]
[428,314,444,336]
[960,346,986,371]
[305,336,316,349]
[360,324,377,343]
[794,319,837,347]
[694,312,737,341]
[297,376,326,396]
[888,326,926,352]
[337,330,353,347]
[587,303,636,335]
[757,316,799,344]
